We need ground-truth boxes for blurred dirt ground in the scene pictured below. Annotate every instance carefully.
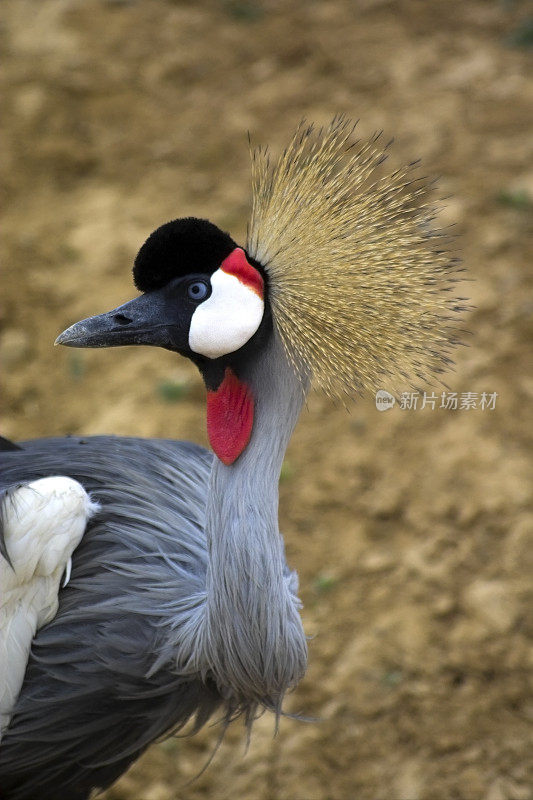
[1,1,532,798]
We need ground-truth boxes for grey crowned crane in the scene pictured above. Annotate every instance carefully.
[0,119,463,799]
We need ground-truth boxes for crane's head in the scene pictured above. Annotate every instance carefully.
[56,117,466,465]
[56,217,272,464]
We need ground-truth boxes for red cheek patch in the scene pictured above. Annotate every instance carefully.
[220,248,264,298]
[206,367,254,465]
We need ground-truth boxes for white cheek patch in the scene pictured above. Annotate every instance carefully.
[188,268,264,359]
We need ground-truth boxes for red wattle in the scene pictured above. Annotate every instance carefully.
[206,367,254,465]
[220,248,264,298]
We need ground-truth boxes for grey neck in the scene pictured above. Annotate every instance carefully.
[201,332,308,708]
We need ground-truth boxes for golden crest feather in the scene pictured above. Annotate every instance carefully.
[246,117,466,398]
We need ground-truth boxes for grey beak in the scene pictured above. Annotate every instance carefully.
[55,285,190,352]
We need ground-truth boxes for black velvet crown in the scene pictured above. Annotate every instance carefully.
[133,217,237,293]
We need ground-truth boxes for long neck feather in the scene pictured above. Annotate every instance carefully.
[200,333,308,709]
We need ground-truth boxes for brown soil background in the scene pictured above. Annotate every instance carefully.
[1,1,532,799]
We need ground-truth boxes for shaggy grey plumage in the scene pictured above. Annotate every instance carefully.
[0,436,218,799]
[0,336,307,800]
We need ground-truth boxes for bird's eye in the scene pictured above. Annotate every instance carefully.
[187,281,210,302]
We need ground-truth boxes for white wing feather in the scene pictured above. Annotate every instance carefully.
[0,476,99,739]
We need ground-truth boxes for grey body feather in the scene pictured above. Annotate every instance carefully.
[0,335,308,800]
[0,436,220,799]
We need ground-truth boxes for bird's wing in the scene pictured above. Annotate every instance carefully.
[0,476,99,739]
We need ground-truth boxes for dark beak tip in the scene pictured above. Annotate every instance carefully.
[54,318,102,348]
[54,326,80,347]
